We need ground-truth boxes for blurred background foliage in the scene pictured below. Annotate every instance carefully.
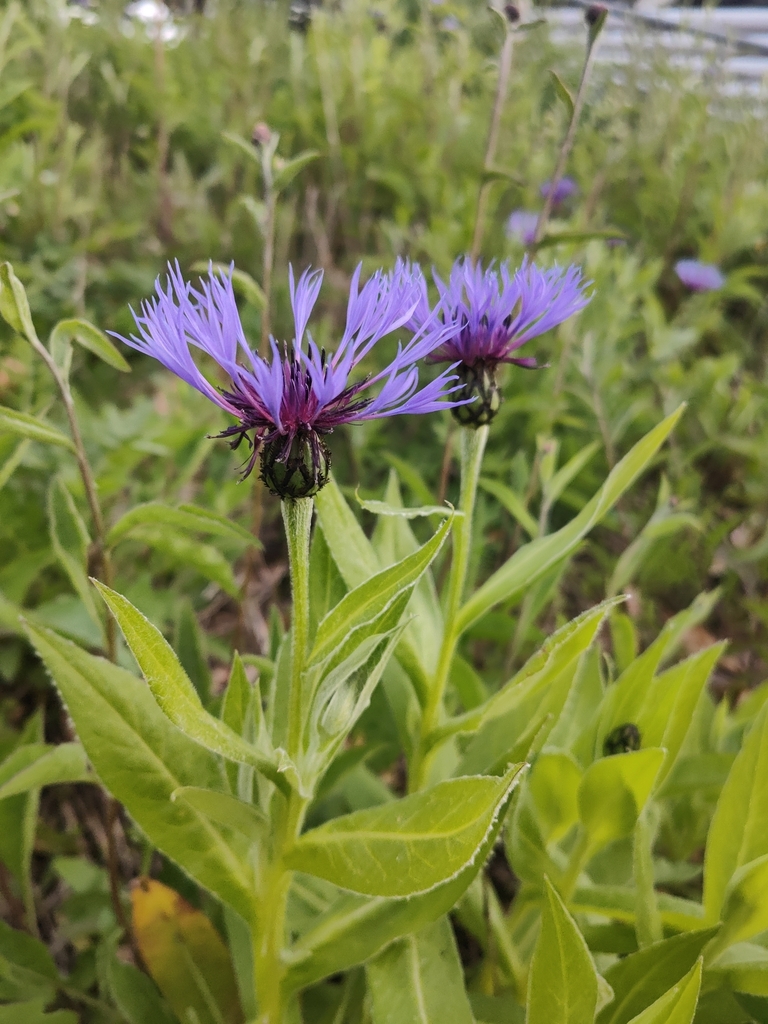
[3,0,768,1015]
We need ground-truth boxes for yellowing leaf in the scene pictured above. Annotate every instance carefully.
[132,877,244,1024]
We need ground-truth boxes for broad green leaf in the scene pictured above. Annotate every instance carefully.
[274,149,321,192]
[24,622,255,915]
[0,438,30,490]
[0,407,75,453]
[309,523,347,637]
[174,598,211,702]
[479,476,538,538]
[528,751,583,844]
[315,475,381,586]
[610,612,639,675]
[0,918,58,1005]
[527,877,600,1024]
[0,261,37,341]
[707,943,768,997]
[171,787,267,841]
[624,960,701,1024]
[457,408,684,634]
[283,775,517,990]
[549,69,575,118]
[709,854,768,957]
[48,318,130,372]
[578,749,666,852]
[132,877,244,1024]
[597,930,717,1024]
[0,743,90,799]
[108,500,254,548]
[113,525,239,596]
[285,765,525,897]
[633,811,663,948]
[704,702,768,923]
[571,884,705,933]
[309,514,451,667]
[367,917,474,1024]
[190,261,266,310]
[105,954,177,1024]
[47,478,104,641]
[221,653,258,794]
[93,583,291,793]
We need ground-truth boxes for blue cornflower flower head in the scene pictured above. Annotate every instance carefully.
[540,177,578,206]
[113,261,464,498]
[674,259,724,293]
[506,210,539,246]
[411,257,590,426]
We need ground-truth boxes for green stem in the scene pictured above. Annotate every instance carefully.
[411,426,488,790]
[282,497,313,761]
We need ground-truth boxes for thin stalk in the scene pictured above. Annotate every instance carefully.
[411,426,488,790]
[260,181,276,359]
[471,27,515,263]
[282,497,313,761]
[532,11,606,246]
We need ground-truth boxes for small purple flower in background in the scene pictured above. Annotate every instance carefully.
[674,259,724,293]
[506,210,539,246]
[114,262,464,498]
[440,15,460,30]
[411,257,590,426]
[540,177,578,206]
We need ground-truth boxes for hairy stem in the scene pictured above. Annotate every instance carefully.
[471,29,515,263]
[411,426,488,790]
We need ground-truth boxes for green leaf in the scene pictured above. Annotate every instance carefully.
[709,854,768,958]
[24,622,256,915]
[107,500,254,548]
[284,775,517,990]
[549,69,575,119]
[479,477,538,538]
[273,149,321,192]
[47,478,104,642]
[315,475,380,587]
[113,525,240,596]
[596,930,717,1024]
[222,130,261,165]
[367,917,475,1024]
[543,441,600,510]
[0,918,58,1005]
[0,438,30,490]
[221,653,257,794]
[633,811,663,948]
[105,955,177,1024]
[527,877,601,1024]
[171,787,267,841]
[356,493,454,519]
[48,318,130,373]
[309,514,451,668]
[0,1001,77,1024]
[704,702,768,924]
[0,407,75,453]
[625,960,701,1024]
[309,523,347,638]
[190,261,266,310]
[285,765,525,897]
[528,752,582,844]
[93,583,292,793]
[0,262,38,341]
[0,743,90,799]
[578,749,666,852]
[457,408,684,634]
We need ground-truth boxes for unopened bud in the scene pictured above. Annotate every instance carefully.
[252,122,272,148]
[585,3,607,27]
[603,723,641,757]
[260,430,331,499]
[452,361,501,428]
[504,3,520,23]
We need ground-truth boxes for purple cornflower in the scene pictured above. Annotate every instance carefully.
[411,257,589,426]
[674,259,724,293]
[506,210,539,246]
[540,177,578,206]
[114,261,463,498]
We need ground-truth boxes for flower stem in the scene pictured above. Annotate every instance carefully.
[411,425,488,790]
[282,496,313,762]
[533,14,605,246]
[471,28,515,263]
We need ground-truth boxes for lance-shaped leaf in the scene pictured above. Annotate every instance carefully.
[283,769,520,991]
[274,150,320,193]
[367,916,474,1024]
[597,929,717,1024]
[578,749,666,853]
[93,583,292,793]
[171,787,267,842]
[49,318,131,373]
[0,261,37,340]
[457,407,684,635]
[107,501,255,548]
[704,701,768,924]
[708,854,768,958]
[308,515,451,670]
[527,877,602,1024]
[0,407,75,453]
[625,960,701,1024]
[110,526,239,597]
[0,742,90,800]
[285,764,525,898]
[24,622,255,915]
